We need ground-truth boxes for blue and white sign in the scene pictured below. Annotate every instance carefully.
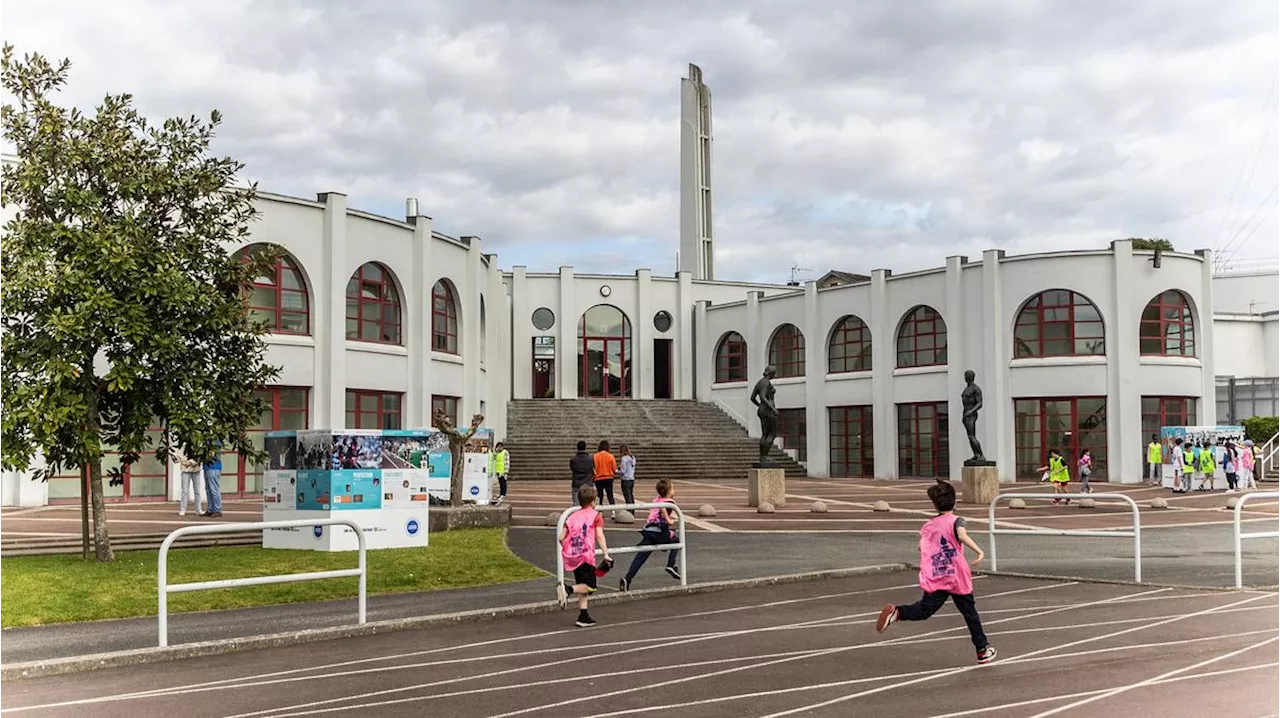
[406,518,420,536]
[313,525,324,539]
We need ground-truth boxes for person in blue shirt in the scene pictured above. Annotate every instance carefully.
[202,443,223,518]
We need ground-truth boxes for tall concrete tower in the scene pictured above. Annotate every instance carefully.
[680,63,714,280]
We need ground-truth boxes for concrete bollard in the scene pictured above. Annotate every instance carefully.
[698,504,717,518]
[810,501,828,514]
[1149,497,1169,509]
[613,510,635,524]
[1079,498,1096,509]
[1008,498,1027,510]
[757,501,776,514]
[1226,496,1240,509]
[872,500,891,512]
[545,512,561,526]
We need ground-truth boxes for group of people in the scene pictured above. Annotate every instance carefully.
[1165,435,1258,493]
[176,448,224,518]
[568,440,637,512]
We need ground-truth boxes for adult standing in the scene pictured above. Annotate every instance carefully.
[176,448,203,517]
[569,440,593,506]
[593,440,619,516]
[1146,435,1163,486]
[201,443,223,518]
[1241,440,1257,489]
[490,441,510,505]
[618,443,637,506]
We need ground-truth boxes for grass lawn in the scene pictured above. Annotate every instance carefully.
[0,528,545,627]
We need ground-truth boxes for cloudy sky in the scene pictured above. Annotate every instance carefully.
[4,0,1277,282]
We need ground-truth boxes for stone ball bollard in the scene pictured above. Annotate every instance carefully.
[1226,496,1240,509]
[1079,498,1096,509]
[1149,497,1169,509]
[545,512,562,526]
[1008,498,1027,510]
[872,500,891,512]
[614,510,636,524]
[757,501,776,514]
[698,504,717,517]
[810,501,828,514]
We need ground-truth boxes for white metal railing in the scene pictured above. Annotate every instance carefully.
[1260,432,1278,483]
[988,493,1142,583]
[555,502,688,591]
[1233,491,1280,588]
[158,519,367,647]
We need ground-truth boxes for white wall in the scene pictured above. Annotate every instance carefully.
[1212,272,1279,314]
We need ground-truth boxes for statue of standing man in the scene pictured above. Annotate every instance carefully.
[961,370,987,464]
[750,366,778,465]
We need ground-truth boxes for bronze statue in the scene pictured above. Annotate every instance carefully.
[961,369,987,464]
[750,366,778,465]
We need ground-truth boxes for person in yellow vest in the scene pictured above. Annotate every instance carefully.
[1177,439,1194,494]
[1197,441,1217,491]
[1036,449,1071,505]
[489,441,510,505]
[1146,435,1163,486]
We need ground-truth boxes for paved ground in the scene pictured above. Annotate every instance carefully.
[0,500,263,542]
[2,572,1276,718]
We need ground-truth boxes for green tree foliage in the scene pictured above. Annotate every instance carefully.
[1126,238,1174,251]
[1,46,280,561]
[1242,416,1279,445]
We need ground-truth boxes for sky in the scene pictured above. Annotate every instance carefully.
[3,0,1278,283]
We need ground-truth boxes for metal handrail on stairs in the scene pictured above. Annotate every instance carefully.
[1261,432,1279,483]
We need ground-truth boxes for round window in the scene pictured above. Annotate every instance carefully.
[532,307,555,331]
[653,310,673,333]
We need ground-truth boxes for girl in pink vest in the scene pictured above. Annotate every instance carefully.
[557,483,612,627]
[876,480,997,665]
[618,479,682,591]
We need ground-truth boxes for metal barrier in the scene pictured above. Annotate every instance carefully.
[1233,491,1280,588]
[158,519,367,647]
[554,502,688,590]
[988,493,1142,583]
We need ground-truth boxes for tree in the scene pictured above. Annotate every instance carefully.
[1242,416,1278,445]
[1126,238,1174,252]
[1,46,280,561]
[431,408,485,507]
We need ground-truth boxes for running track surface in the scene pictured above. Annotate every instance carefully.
[3,572,1276,717]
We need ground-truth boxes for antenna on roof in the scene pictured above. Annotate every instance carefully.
[788,265,813,286]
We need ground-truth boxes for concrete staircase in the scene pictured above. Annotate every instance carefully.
[503,400,808,482]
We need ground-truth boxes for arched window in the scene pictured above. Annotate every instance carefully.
[1140,290,1196,357]
[896,306,947,368]
[236,244,310,335]
[1013,290,1105,358]
[768,324,806,378]
[578,304,631,398]
[714,331,747,383]
[432,279,459,354]
[346,262,402,345]
[828,315,872,373]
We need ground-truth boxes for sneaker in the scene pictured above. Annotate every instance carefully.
[619,577,631,592]
[178,510,186,517]
[876,604,898,633]
[555,583,568,609]
[977,646,998,664]
[209,512,223,518]
[665,566,681,581]
[1051,499,1061,505]
[575,613,596,628]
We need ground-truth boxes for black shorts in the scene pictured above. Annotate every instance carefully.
[572,563,598,591]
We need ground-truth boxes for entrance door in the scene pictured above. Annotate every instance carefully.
[578,305,632,398]
[532,337,556,398]
[653,338,673,399]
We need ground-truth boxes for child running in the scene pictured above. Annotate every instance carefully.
[1077,448,1093,494]
[877,480,996,665]
[618,479,682,591]
[557,484,612,627]
[1037,449,1071,504]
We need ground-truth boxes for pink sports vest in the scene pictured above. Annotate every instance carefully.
[561,507,600,571]
[646,496,675,538]
[918,514,974,594]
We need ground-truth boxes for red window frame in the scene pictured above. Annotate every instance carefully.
[1014,396,1107,479]
[828,315,872,374]
[896,306,948,368]
[346,263,402,345]
[775,408,807,461]
[237,245,310,336]
[1140,396,1197,462]
[1140,290,1195,357]
[897,402,949,478]
[714,331,747,383]
[432,280,459,354]
[431,394,460,426]
[1013,290,1105,358]
[768,324,806,378]
[227,386,311,497]
[829,405,874,477]
[346,390,403,430]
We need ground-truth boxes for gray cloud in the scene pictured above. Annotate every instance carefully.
[3,0,1276,281]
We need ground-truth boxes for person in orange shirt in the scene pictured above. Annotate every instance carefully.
[593,440,618,518]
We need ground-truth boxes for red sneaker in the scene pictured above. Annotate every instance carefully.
[876,604,898,633]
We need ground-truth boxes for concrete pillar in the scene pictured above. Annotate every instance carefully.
[870,269,895,478]
[676,271,694,399]
[510,267,531,400]
[1195,249,1218,425]
[635,269,652,399]
[945,256,966,482]
[485,256,508,439]
[407,213,434,428]
[745,291,763,438]
[803,281,827,477]
[981,250,1013,482]
[1109,240,1140,483]
[317,192,348,430]
[558,266,577,399]
[461,237,484,420]
[694,300,710,401]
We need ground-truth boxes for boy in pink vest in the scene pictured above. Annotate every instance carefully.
[557,483,612,627]
[876,480,997,665]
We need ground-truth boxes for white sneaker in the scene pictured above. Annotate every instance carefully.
[178,510,186,516]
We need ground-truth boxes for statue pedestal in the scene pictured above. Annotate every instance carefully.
[961,463,999,505]
[748,467,786,508]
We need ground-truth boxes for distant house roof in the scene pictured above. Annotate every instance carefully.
[816,270,871,288]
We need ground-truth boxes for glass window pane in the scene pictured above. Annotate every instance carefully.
[361,320,380,341]
[281,312,308,334]
[281,267,303,290]
[280,291,306,311]
[249,286,277,308]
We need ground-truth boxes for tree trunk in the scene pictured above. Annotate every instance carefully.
[448,439,465,508]
[85,389,114,562]
[80,464,90,560]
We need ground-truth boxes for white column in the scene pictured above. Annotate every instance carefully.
[510,267,531,400]
[483,255,507,437]
[407,213,434,428]
[745,291,763,438]
[945,256,966,482]
[1196,249,1218,424]
[676,271,694,399]
[1109,240,1140,483]
[694,300,710,401]
[461,237,484,419]
[981,250,1013,482]
[870,269,895,478]
[558,266,577,399]
[318,192,348,430]
[803,281,826,477]
[635,269,652,399]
